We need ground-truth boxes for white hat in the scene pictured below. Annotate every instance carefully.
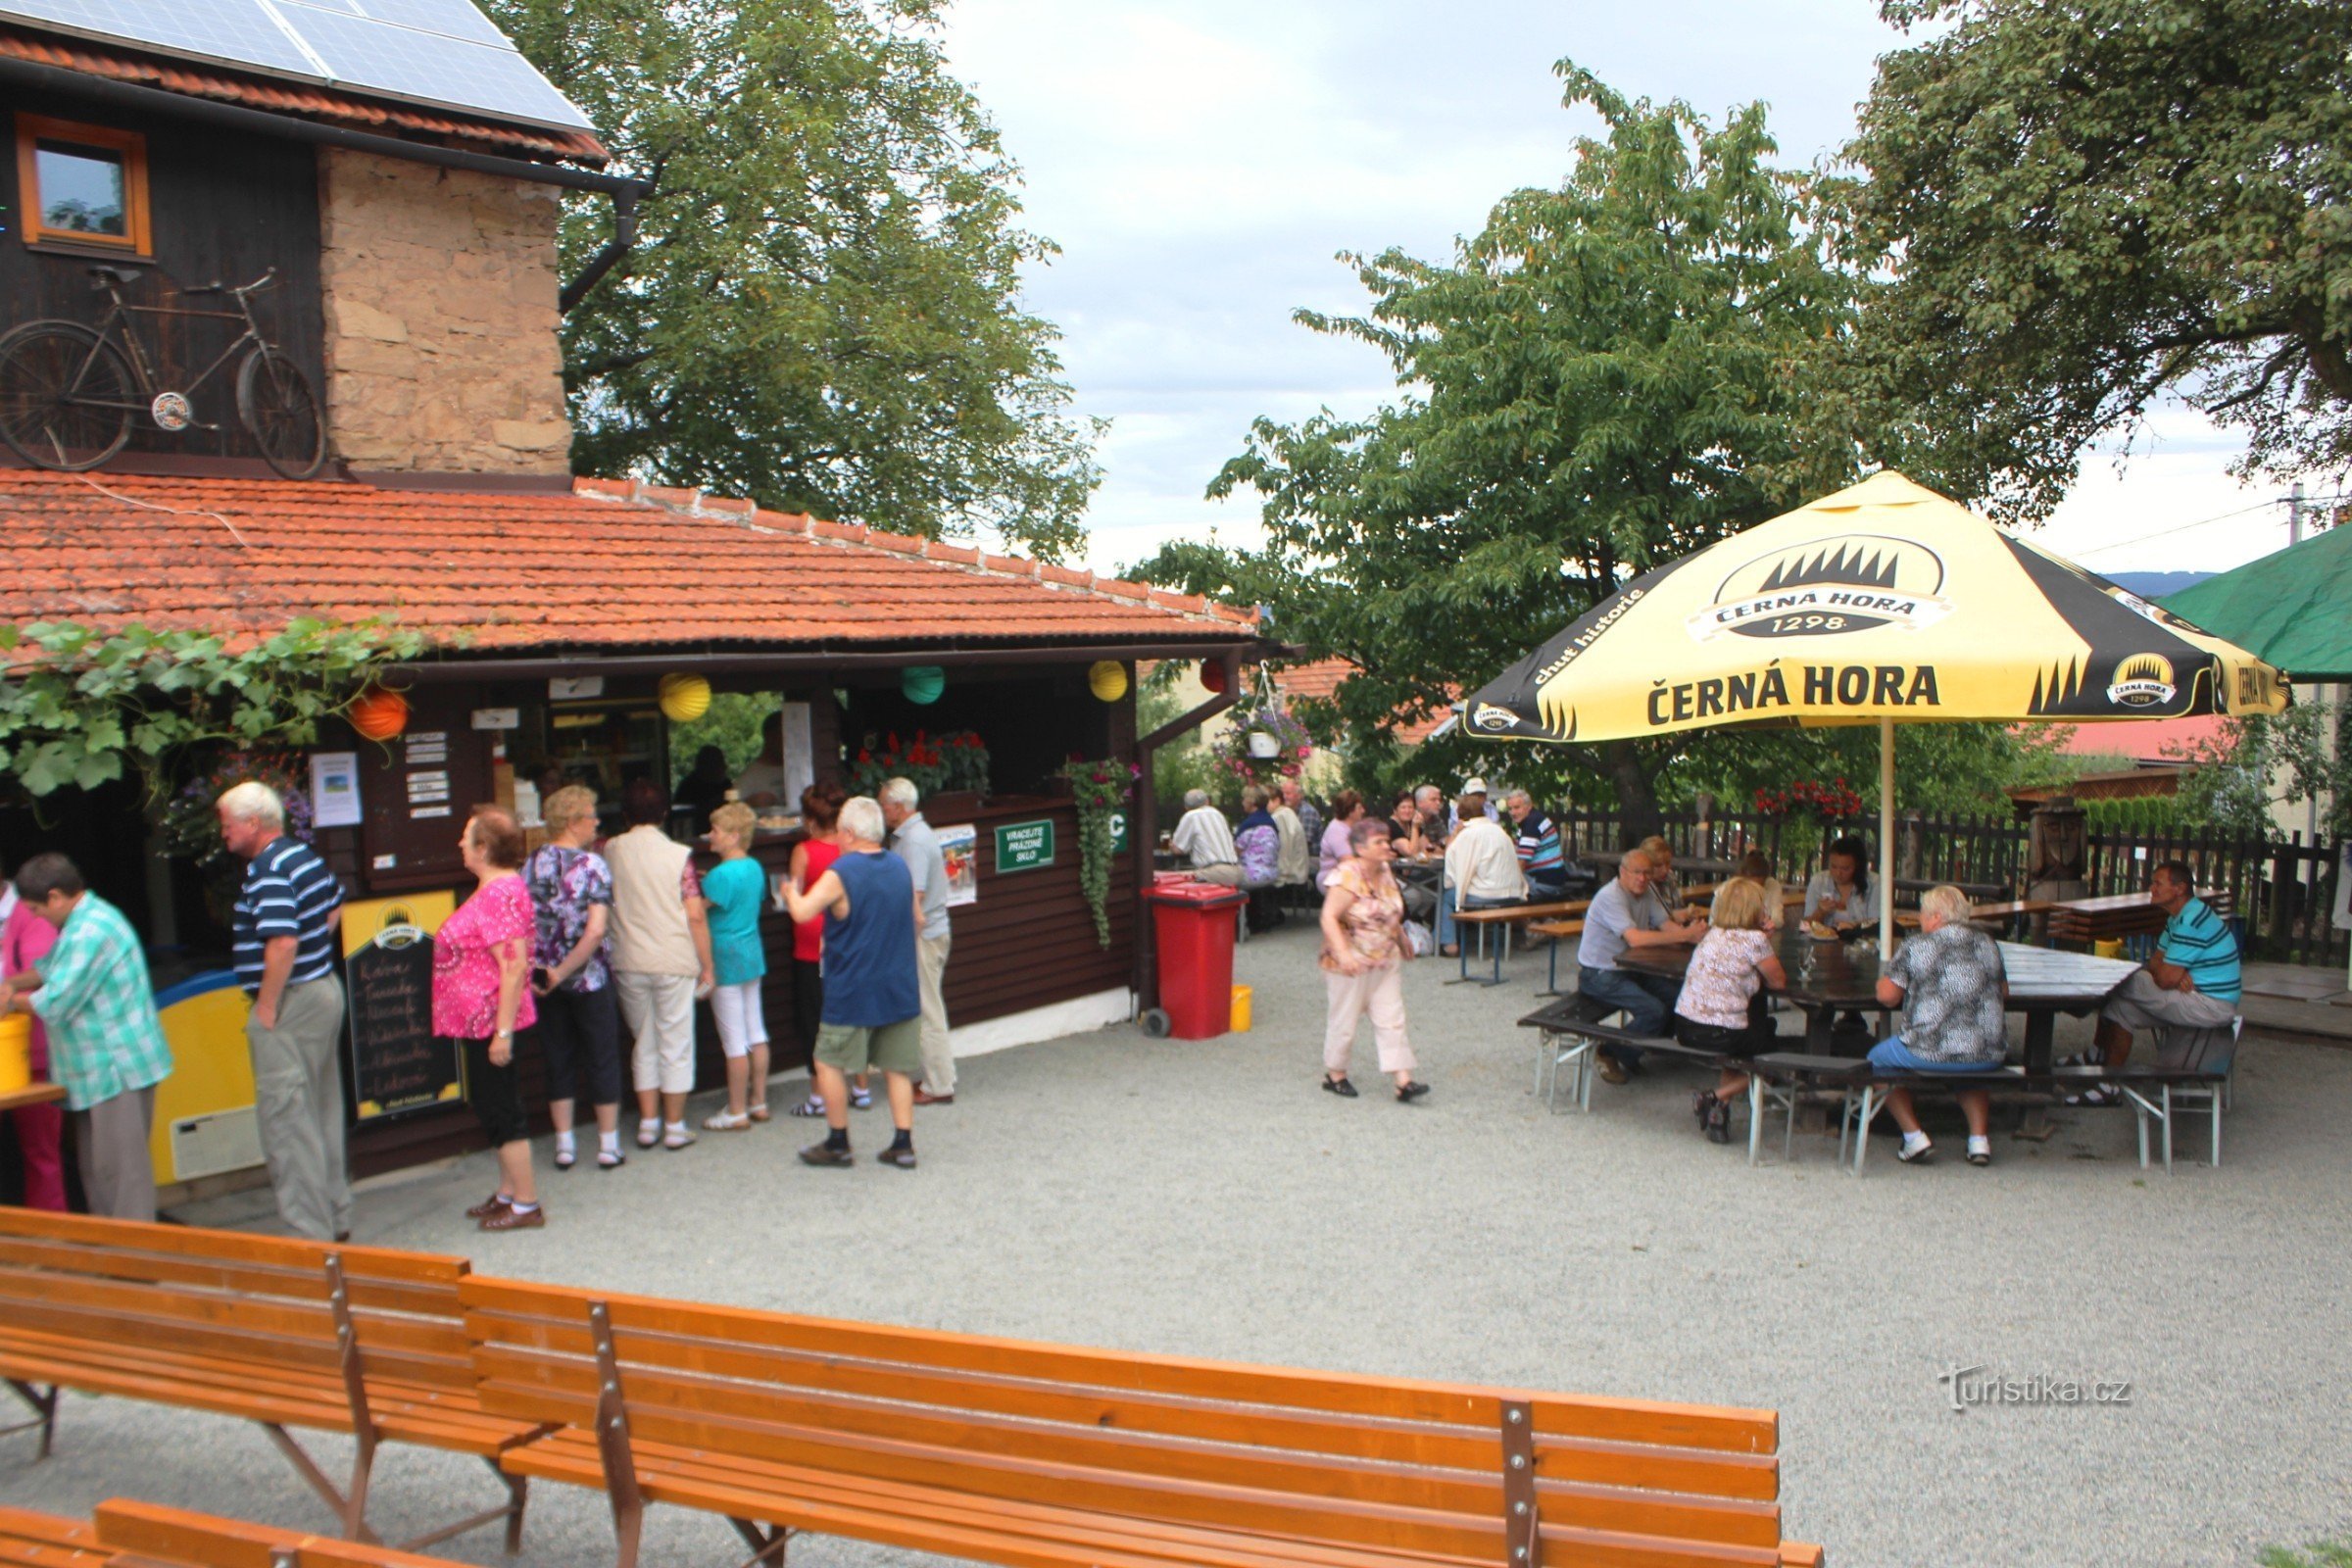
[1462,777,1490,795]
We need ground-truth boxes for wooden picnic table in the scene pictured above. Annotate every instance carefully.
[1620,930,2139,1066]
[1580,847,1740,879]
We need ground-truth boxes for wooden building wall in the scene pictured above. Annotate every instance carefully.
[3,88,326,466]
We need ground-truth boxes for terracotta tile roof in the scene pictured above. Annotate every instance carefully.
[2048,716,2228,765]
[0,25,610,165]
[0,470,1260,654]
[1270,657,1456,744]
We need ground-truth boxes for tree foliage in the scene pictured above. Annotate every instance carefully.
[490,0,1102,556]
[1842,0,2352,519]
[1200,64,1866,836]
[0,619,425,801]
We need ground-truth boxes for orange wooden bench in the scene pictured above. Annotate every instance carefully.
[0,1501,109,1567]
[0,1498,478,1567]
[0,1209,546,1553]
[463,1274,1827,1568]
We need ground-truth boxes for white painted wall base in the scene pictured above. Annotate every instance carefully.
[949,987,1135,1060]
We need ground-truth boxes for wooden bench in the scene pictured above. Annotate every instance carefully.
[1450,899,1590,986]
[0,1209,547,1552]
[463,1275,1827,1568]
[0,1498,478,1567]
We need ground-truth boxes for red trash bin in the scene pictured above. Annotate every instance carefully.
[1143,879,1248,1039]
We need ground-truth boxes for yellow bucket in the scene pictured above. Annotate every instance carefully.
[1229,984,1253,1034]
[0,1013,30,1094]
[2093,939,2125,961]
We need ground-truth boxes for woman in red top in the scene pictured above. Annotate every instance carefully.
[0,863,65,1210]
[785,784,866,1117]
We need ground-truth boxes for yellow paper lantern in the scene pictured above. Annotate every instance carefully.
[1087,660,1129,703]
[659,672,712,722]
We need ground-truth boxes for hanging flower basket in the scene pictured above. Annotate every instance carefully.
[1246,730,1281,760]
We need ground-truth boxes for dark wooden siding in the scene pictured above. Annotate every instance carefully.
[2,87,325,465]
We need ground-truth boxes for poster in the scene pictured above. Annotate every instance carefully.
[309,751,362,828]
[340,892,462,1121]
[939,824,977,907]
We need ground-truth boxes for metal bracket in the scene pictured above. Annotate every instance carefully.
[592,1300,647,1568]
[324,1252,380,1541]
[1498,1398,1540,1567]
[1,1379,58,1459]
[729,1516,791,1568]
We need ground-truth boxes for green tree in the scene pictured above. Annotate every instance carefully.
[1204,64,1866,840]
[489,0,1102,556]
[1842,0,2352,520]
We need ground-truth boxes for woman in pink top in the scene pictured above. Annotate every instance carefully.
[433,806,540,1230]
[1672,878,1786,1143]
[0,866,65,1210]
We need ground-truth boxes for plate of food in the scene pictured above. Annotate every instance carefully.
[1804,920,1842,942]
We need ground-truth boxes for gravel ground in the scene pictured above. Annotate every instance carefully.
[5,920,2349,1568]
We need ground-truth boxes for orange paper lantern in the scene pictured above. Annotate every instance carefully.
[349,687,410,742]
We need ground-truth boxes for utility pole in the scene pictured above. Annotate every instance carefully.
[2289,480,2306,545]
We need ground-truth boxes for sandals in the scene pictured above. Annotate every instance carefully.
[1321,1076,1358,1099]
[850,1085,874,1110]
[747,1102,772,1123]
[702,1109,753,1132]
[1395,1081,1431,1103]
[553,1145,576,1171]
[2065,1083,2123,1108]
[597,1147,626,1169]
[635,1119,661,1149]
[787,1097,828,1118]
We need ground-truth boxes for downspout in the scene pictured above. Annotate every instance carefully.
[1130,649,1243,1015]
[559,181,638,315]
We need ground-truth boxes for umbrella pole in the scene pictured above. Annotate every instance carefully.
[1880,717,1895,956]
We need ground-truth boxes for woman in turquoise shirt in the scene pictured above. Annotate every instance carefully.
[701,803,771,1130]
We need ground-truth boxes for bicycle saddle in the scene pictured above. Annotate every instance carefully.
[85,265,141,287]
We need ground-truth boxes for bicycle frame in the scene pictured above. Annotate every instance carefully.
[63,275,272,431]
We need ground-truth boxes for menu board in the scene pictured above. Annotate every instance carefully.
[340,893,462,1121]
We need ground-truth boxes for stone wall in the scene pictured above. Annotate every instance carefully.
[317,149,571,474]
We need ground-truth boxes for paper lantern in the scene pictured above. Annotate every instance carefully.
[1087,660,1129,703]
[1200,659,1229,694]
[348,687,409,742]
[659,672,712,723]
[902,665,946,706]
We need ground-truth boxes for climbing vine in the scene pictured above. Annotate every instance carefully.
[1059,756,1136,948]
[0,618,428,800]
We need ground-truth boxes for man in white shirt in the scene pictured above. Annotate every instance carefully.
[1170,790,1244,887]
[1439,792,1526,956]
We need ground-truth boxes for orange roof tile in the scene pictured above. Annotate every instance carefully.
[0,470,1261,655]
[1268,657,1455,744]
[0,25,610,164]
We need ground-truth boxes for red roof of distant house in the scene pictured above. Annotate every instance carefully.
[0,25,611,164]
[1271,657,1454,744]
[2050,716,2229,765]
[0,469,1258,654]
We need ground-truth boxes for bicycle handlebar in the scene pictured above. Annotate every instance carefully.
[229,268,279,297]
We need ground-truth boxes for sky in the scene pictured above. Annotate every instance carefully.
[940,0,2319,580]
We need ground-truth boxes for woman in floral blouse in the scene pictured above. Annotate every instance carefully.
[1316,817,1429,1102]
[435,806,540,1230]
[525,785,625,1170]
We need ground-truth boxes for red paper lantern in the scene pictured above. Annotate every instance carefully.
[1200,659,1229,694]
[349,687,410,742]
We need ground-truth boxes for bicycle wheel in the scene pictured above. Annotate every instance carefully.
[235,347,327,479]
[0,320,136,471]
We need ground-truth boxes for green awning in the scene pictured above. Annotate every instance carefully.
[2162,525,2352,683]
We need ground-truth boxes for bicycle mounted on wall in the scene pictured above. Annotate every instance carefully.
[0,265,327,478]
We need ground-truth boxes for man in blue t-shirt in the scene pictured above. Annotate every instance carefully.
[220,781,349,1241]
[2089,860,2239,1082]
[779,796,922,1169]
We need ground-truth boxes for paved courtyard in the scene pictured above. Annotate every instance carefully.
[4,920,2349,1568]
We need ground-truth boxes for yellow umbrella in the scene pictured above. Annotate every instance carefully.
[1465,470,2291,949]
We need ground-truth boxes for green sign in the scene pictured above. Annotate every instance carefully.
[994,818,1056,873]
[1109,809,1129,855]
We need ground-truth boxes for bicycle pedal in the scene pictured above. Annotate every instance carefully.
[150,391,192,430]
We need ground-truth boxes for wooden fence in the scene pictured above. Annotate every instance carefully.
[1552,808,2347,967]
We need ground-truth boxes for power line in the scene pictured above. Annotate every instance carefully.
[2071,491,2346,557]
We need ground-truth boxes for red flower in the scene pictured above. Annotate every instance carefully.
[857,749,872,763]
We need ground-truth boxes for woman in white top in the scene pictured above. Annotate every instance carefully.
[1801,835,1881,931]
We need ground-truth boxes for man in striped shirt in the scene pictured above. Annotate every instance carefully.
[2091,860,2239,1075]
[220,782,350,1242]
[1504,790,1570,901]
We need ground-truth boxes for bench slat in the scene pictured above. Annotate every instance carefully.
[461,1280,1779,1454]
[0,1210,465,1287]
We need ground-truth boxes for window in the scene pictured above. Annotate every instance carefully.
[13,114,151,256]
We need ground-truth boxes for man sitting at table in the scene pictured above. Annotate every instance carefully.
[1170,790,1245,888]
[2073,860,2239,1103]
[1868,885,2009,1166]
[1576,848,1703,1082]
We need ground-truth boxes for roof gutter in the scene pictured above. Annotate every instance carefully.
[0,54,649,310]
[388,638,1280,683]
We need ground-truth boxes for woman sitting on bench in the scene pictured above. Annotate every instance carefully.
[1867,885,2010,1167]
[1674,878,1785,1143]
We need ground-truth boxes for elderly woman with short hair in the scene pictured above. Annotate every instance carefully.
[525,785,625,1170]
[1317,818,1429,1102]
[1870,885,2009,1166]
[1673,877,1786,1142]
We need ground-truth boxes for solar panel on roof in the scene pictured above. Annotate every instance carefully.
[0,0,596,133]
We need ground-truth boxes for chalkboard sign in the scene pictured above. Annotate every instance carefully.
[345,921,461,1121]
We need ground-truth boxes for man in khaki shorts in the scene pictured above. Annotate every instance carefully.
[778,796,923,1168]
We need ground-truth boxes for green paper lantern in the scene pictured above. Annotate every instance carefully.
[902,664,946,705]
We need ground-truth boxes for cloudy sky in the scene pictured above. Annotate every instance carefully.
[942,0,2317,580]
